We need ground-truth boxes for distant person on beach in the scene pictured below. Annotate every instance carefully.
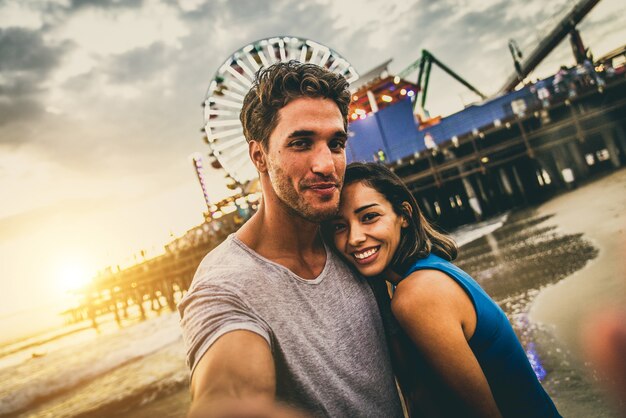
[325,162,562,418]
[178,62,403,417]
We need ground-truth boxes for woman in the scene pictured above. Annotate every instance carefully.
[326,162,561,418]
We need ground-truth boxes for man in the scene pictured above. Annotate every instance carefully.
[178,61,403,417]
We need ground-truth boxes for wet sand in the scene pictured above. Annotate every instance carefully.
[530,168,626,354]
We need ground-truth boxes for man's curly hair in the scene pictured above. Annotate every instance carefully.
[240,60,351,149]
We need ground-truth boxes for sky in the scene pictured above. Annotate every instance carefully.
[0,0,625,332]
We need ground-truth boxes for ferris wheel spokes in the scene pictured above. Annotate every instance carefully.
[203,36,359,185]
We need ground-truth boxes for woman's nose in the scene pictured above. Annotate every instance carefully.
[348,224,366,247]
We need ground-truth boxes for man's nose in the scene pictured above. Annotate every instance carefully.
[310,145,335,176]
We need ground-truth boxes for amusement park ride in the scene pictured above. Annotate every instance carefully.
[201,37,358,187]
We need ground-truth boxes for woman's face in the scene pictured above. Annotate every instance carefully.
[331,181,407,277]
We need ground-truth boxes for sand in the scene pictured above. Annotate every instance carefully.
[530,168,626,356]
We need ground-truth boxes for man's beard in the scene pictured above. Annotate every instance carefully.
[268,165,341,223]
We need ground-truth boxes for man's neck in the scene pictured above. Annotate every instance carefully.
[236,201,328,280]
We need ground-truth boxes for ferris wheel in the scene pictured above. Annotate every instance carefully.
[202,36,359,187]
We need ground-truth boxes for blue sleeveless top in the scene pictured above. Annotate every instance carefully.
[405,254,561,418]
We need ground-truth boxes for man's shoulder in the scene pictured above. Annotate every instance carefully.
[197,234,242,265]
[190,234,265,290]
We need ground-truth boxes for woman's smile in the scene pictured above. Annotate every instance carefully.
[352,245,380,263]
[332,182,406,277]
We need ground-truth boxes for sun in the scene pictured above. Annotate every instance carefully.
[57,262,92,293]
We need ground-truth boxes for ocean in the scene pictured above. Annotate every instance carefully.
[0,311,186,417]
[0,212,616,417]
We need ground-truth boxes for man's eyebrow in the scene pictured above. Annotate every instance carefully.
[354,203,379,214]
[287,130,315,139]
[286,130,348,139]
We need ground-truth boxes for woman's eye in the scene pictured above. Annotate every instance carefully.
[362,213,379,222]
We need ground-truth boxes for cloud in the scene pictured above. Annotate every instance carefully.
[0,96,46,131]
[0,198,110,243]
[0,1,45,29]
[0,27,68,129]
[0,27,62,73]
[176,0,208,13]
[69,0,144,11]
[51,0,188,56]
[105,42,174,84]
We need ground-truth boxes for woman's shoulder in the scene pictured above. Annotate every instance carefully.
[406,252,455,271]
[391,268,464,318]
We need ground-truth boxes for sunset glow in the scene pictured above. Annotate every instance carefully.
[57,262,92,293]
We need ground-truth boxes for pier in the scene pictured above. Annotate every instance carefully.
[61,208,249,328]
[389,77,626,229]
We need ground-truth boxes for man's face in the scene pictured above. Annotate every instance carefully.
[264,97,347,223]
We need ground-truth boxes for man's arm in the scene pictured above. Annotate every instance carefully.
[187,330,275,418]
[179,282,309,417]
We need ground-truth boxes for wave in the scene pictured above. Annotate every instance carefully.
[21,338,189,418]
[0,323,93,360]
[450,212,509,247]
[0,313,183,417]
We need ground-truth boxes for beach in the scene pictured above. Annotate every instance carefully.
[1,170,625,417]
[530,167,626,355]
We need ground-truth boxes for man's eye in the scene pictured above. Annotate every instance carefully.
[289,139,310,148]
[329,139,346,150]
[333,223,346,232]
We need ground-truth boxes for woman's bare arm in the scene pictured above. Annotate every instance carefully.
[392,270,503,418]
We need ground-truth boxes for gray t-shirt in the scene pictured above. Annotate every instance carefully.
[178,234,403,417]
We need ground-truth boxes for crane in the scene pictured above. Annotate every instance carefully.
[498,0,601,94]
[398,49,486,118]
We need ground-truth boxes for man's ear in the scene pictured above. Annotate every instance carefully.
[249,140,267,173]
[401,201,412,228]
